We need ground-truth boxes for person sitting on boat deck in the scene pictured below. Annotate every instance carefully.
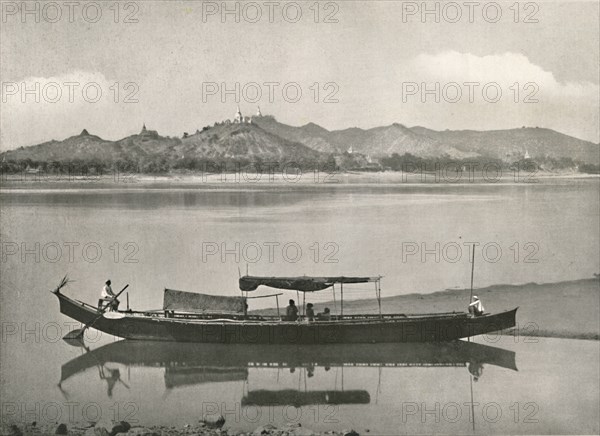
[306,303,315,321]
[99,280,119,311]
[468,295,485,317]
[286,299,299,321]
[316,307,331,321]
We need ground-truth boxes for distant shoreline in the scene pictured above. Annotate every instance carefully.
[1,170,598,190]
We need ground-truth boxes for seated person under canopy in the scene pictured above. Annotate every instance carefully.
[286,299,298,321]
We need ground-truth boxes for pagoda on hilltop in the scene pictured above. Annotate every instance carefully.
[140,123,158,140]
[234,106,243,123]
[213,106,262,127]
[233,106,254,124]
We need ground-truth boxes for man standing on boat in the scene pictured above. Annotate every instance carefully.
[286,299,298,321]
[100,279,119,311]
[469,295,485,316]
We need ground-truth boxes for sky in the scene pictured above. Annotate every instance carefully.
[1,0,599,151]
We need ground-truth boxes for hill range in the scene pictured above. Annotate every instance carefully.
[1,113,598,171]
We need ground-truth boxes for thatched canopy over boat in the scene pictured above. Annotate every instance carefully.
[239,275,380,292]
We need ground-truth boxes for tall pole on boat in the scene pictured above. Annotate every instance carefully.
[376,278,382,318]
[332,284,337,312]
[340,281,344,317]
[469,244,476,302]
[302,291,306,317]
[468,243,476,342]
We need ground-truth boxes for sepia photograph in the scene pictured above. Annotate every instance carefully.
[1,1,599,435]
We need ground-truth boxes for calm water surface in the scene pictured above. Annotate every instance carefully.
[1,335,598,434]
[1,180,599,433]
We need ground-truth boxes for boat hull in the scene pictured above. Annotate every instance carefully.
[56,292,517,344]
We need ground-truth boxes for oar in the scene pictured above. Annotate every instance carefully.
[63,284,129,341]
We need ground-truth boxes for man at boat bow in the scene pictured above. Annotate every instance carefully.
[100,280,119,311]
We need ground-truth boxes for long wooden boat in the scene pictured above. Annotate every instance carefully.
[53,274,517,343]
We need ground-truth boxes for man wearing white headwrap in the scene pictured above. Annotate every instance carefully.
[100,279,119,311]
[469,295,485,316]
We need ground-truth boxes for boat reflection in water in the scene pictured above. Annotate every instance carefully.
[59,340,517,404]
